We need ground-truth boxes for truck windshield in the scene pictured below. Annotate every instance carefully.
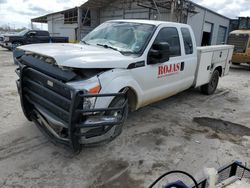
[17,29,29,36]
[81,22,155,54]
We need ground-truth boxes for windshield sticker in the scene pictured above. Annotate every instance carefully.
[158,63,181,78]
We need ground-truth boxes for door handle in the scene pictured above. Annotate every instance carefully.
[180,62,185,71]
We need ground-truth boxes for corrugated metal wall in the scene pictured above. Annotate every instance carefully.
[99,0,175,23]
[47,14,78,42]
[46,0,230,44]
[187,5,229,46]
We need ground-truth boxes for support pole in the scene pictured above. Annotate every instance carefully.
[77,7,83,42]
[151,0,161,20]
[31,21,33,29]
[170,0,175,21]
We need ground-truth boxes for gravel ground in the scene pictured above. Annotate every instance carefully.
[0,46,250,188]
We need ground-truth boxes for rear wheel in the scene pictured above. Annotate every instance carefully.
[201,70,220,95]
[232,62,239,65]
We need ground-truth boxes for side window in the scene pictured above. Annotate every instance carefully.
[37,31,49,36]
[36,31,42,36]
[154,27,181,57]
[27,31,37,37]
[37,31,46,36]
[181,28,193,55]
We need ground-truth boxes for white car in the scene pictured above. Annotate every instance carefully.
[14,20,234,151]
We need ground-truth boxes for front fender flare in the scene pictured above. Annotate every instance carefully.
[95,76,143,109]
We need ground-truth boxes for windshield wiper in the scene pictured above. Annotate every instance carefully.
[81,40,90,45]
[96,43,119,51]
[96,43,135,55]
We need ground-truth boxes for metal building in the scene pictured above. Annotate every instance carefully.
[31,0,230,46]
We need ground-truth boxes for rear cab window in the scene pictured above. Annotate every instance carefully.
[37,31,49,36]
[154,27,181,57]
[181,27,193,55]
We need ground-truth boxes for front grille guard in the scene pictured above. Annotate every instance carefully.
[16,63,128,152]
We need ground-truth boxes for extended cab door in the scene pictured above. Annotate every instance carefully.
[179,27,197,88]
[36,31,50,43]
[26,31,50,44]
[131,25,197,107]
[26,31,40,44]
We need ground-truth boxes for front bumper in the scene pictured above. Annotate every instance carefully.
[16,57,128,152]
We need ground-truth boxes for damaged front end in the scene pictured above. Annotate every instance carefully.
[15,53,128,152]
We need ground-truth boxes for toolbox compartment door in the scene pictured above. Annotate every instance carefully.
[195,45,234,87]
[212,49,229,62]
[224,48,234,76]
[195,50,213,87]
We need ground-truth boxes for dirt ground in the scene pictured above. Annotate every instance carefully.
[0,47,250,188]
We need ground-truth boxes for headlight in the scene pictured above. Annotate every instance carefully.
[67,77,101,111]
[4,37,9,42]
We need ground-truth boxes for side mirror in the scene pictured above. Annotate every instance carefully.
[148,42,170,65]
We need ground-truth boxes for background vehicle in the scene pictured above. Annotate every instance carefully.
[14,20,234,151]
[3,29,68,50]
[0,35,3,47]
[228,17,250,65]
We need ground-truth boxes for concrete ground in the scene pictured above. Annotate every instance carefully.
[0,47,250,188]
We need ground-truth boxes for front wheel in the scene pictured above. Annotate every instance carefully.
[107,95,128,139]
[200,70,220,95]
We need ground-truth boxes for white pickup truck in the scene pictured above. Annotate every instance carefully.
[14,20,234,151]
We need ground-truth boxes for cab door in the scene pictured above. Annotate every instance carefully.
[36,31,50,43]
[179,27,197,88]
[131,25,196,107]
[26,31,40,44]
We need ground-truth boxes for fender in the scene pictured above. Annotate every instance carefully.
[211,63,223,76]
[95,74,144,110]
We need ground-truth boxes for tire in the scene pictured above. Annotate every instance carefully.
[107,95,128,139]
[81,95,128,147]
[201,70,220,95]
[232,62,239,65]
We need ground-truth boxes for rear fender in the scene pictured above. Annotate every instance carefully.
[212,64,223,77]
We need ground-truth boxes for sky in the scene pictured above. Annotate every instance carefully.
[0,0,249,29]
[192,0,250,18]
[0,0,86,29]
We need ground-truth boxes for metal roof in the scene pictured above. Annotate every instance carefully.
[31,7,78,23]
[31,0,230,23]
[80,0,116,8]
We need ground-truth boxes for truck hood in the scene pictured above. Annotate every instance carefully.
[5,35,24,42]
[18,43,138,69]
